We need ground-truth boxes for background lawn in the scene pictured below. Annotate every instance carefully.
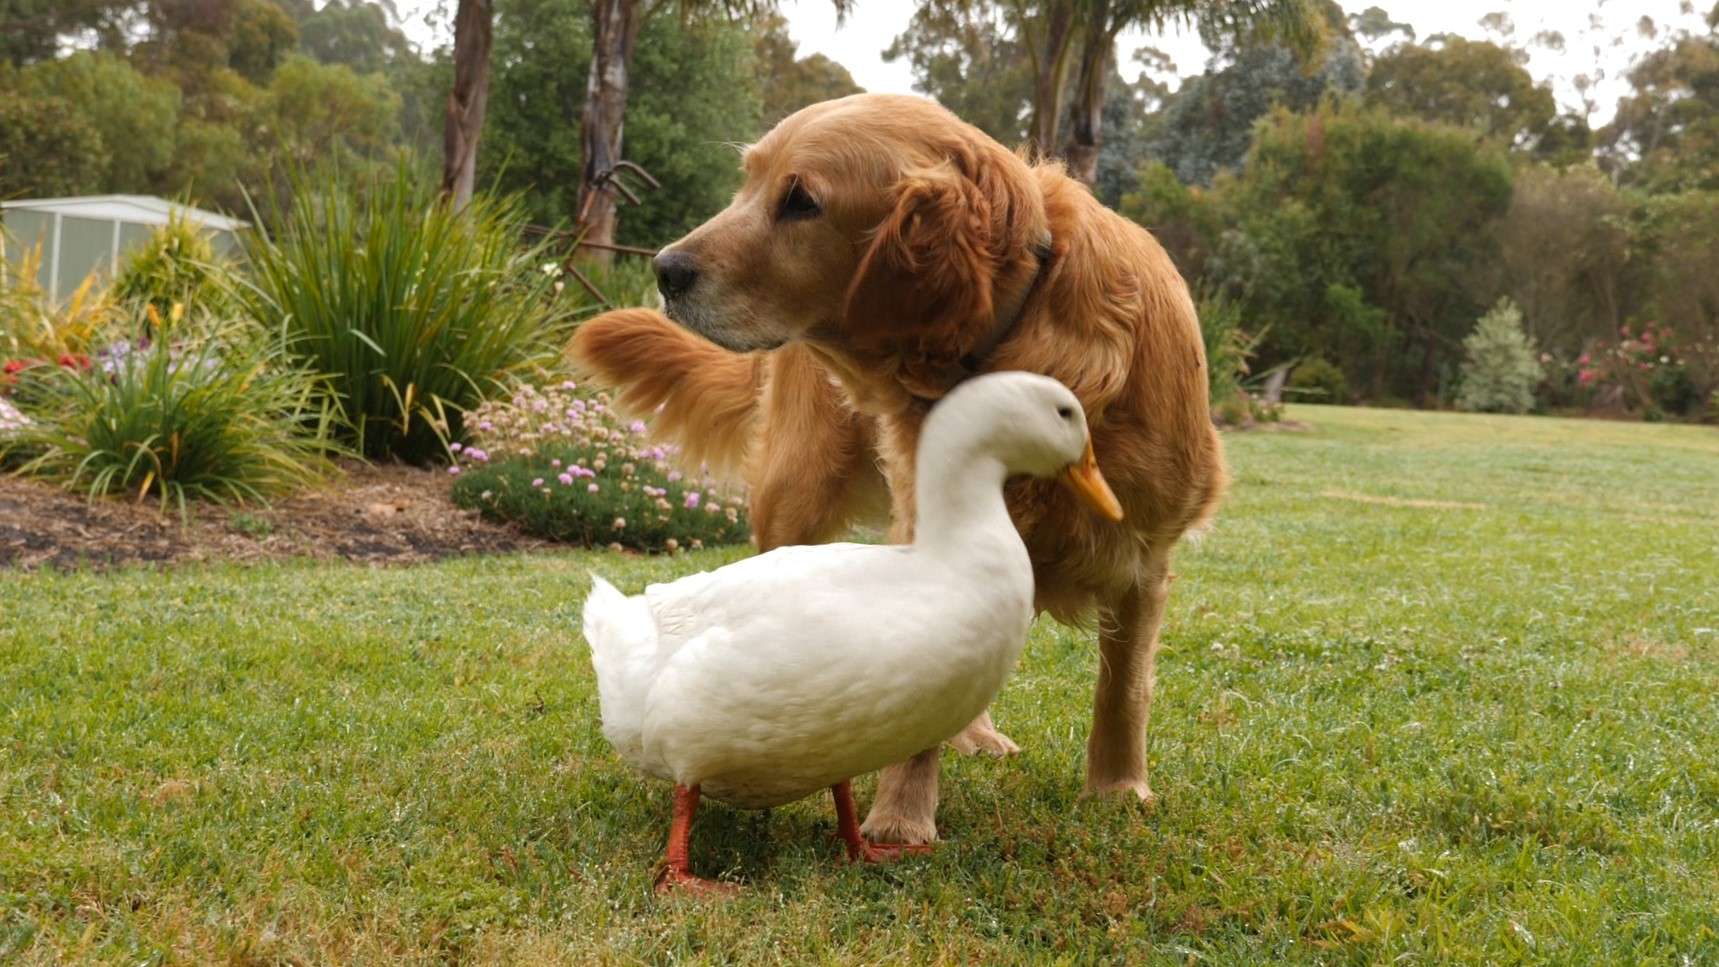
[3,405,1716,963]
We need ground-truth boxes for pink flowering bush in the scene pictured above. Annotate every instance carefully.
[447,380,749,551]
[1574,323,1706,419]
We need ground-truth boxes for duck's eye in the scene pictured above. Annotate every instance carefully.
[1056,405,1075,420]
[778,179,820,222]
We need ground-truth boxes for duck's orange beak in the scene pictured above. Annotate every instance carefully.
[1061,439,1123,523]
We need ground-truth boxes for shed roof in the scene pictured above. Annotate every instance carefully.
[0,195,247,232]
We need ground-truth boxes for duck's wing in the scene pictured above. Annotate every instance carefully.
[642,542,901,657]
[639,542,940,797]
[642,542,900,656]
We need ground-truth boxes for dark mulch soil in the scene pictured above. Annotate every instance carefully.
[0,462,546,571]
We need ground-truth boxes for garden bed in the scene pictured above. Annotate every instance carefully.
[0,462,545,571]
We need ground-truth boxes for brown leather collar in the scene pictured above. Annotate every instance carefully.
[953,236,1056,381]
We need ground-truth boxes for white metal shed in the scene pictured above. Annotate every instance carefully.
[0,195,247,301]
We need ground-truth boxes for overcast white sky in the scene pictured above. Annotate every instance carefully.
[394,0,1711,125]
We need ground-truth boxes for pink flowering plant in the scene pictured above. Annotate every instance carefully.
[1574,323,1707,419]
[447,380,749,551]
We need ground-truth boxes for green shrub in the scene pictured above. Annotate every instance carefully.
[0,309,340,513]
[1648,362,1701,418]
[1198,287,1251,408]
[232,164,580,463]
[110,214,234,317]
[1288,357,1349,404]
[1198,286,1275,410]
[1457,298,1542,414]
[447,380,748,552]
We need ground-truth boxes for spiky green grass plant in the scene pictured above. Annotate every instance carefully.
[108,214,235,319]
[232,166,580,463]
[0,308,339,513]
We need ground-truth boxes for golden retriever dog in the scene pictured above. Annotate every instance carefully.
[570,93,1226,846]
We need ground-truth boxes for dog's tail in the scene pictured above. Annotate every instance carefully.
[568,308,763,482]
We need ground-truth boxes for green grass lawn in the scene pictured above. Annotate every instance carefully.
[3,405,1717,963]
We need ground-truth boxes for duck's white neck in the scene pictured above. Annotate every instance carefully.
[911,438,1016,553]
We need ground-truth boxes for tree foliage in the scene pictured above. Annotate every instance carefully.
[1457,298,1541,414]
[885,0,1322,183]
[286,0,414,73]
[0,87,110,198]
[132,0,301,83]
[0,0,142,66]
[1636,190,1719,406]
[1115,7,1719,418]
[883,0,1034,145]
[1366,36,1555,150]
[0,2,403,214]
[1496,164,1632,357]
[754,11,861,126]
[1602,23,1719,192]
[1130,105,1513,405]
[13,51,182,192]
[483,0,766,246]
[1150,32,1364,186]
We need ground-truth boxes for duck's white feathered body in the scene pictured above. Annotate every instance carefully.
[579,372,1119,818]
[584,535,1033,808]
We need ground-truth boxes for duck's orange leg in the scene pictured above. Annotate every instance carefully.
[832,780,935,863]
[655,784,739,896]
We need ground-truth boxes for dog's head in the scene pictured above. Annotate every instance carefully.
[653,94,1047,387]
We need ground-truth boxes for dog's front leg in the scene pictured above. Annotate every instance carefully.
[860,747,942,845]
[1083,546,1172,803]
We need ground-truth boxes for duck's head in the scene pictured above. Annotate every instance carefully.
[929,372,1124,523]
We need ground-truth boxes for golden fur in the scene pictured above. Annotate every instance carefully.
[570,94,1226,844]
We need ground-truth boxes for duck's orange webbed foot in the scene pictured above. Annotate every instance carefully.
[831,780,936,865]
[655,784,741,898]
[654,865,742,897]
[847,838,936,864]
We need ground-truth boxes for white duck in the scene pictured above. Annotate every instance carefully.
[581,371,1123,894]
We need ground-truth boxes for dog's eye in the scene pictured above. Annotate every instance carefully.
[778,180,820,222]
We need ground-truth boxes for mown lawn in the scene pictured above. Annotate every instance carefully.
[3,405,1716,964]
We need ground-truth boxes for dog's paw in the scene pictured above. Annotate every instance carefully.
[1081,777,1156,807]
[948,721,1021,757]
[861,812,938,846]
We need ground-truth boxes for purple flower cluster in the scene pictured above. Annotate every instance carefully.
[446,379,748,535]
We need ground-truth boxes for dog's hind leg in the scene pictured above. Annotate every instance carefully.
[948,709,1021,757]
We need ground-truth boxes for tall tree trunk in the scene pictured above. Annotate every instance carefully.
[1061,7,1115,185]
[442,0,493,210]
[1416,326,1439,407]
[1026,0,1077,156]
[576,0,644,260]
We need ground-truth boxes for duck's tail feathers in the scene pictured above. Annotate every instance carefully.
[580,572,657,762]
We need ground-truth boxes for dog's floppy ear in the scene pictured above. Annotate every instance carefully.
[842,148,1037,396]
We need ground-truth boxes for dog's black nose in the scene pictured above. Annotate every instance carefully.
[653,250,698,300]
